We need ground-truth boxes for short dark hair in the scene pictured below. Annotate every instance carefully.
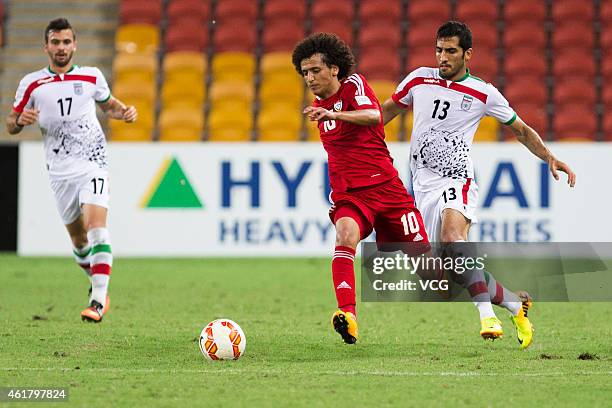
[45,18,75,43]
[292,33,355,80]
[437,21,472,51]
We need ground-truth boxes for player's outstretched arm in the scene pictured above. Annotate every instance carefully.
[381,98,403,125]
[509,117,576,187]
[98,97,137,123]
[303,106,380,126]
[5,108,38,135]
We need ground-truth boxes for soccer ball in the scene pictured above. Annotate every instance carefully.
[199,319,246,361]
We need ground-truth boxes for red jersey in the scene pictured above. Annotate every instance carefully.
[313,73,398,192]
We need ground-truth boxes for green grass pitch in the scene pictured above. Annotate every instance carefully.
[1,254,611,407]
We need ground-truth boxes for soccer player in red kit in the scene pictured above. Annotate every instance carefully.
[292,33,430,344]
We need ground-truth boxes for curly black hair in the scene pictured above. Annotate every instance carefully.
[45,18,75,43]
[292,33,356,80]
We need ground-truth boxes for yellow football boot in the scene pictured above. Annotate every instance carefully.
[511,291,534,349]
[480,316,503,340]
[331,310,358,344]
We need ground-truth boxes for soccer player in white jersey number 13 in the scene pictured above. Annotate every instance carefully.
[382,21,577,348]
[5,18,138,323]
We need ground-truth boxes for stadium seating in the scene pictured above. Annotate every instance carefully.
[359,0,401,29]
[113,53,157,84]
[408,0,450,22]
[165,17,208,53]
[552,0,594,23]
[311,1,354,45]
[119,0,162,25]
[503,103,548,141]
[370,80,400,141]
[504,23,546,54]
[211,52,255,83]
[257,108,302,141]
[359,48,400,81]
[505,78,547,107]
[115,23,159,54]
[263,0,305,26]
[553,105,597,140]
[360,25,401,53]
[456,0,498,21]
[505,51,547,82]
[553,49,596,80]
[504,0,546,23]
[552,23,594,50]
[601,1,612,25]
[167,0,210,24]
[474,117,499,142]
[262,20,304,53]
[159,108,204,141]
[468,52,497,83]
[553,79,597,105]
[208,108,253,141]
[209,82,253,113]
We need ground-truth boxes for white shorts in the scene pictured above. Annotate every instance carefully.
[49,170,110,225]
[413,178,478,242]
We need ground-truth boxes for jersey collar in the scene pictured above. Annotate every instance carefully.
[454,68,470,82]
[47,64,77,75]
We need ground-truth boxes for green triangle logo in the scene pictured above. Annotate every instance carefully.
[141,157,203,208]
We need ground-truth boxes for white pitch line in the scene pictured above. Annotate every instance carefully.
[1,367,611,377]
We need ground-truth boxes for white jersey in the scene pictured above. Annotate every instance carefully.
[13,65,111,179]
[392,67,516,192]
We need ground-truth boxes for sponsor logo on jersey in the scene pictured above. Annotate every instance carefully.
[461,95,473,111]
[73,82,83,95]
[333,100,342,111]
[354,95,372,106]
[37,77,55,85]
[424,78,441,84]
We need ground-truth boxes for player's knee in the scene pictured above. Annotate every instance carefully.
[335,221,360,247]
[440,229,464,243]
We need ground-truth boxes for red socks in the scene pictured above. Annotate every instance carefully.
[332,246,356,316]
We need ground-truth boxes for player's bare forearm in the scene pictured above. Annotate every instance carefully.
[510,117,576,187]
[303,106,380,126]
[510,119,551,162]
[99,97,137,122]
[6,108,38,135]
[382,99,403,125]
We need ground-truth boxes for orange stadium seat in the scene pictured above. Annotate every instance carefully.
[407,48,436,71]
[601,1,612,25]
[257,108,302,141]
[359,49,400,81]
[504,23,546,52]
[504,78,547,106]
[165,20,208,52]
[161,78,205,110]
[553,105,597,140]
[601,28,612,50]
[504,0,546,23]
[209,82,254,112]
[260,52,295,78]
[513,103,548,134]
[552,0,594,23]
[259,81,303,110]
[115,23,159,54]
[553,50,596,80]
[603,83,612,106]
[264,0,305,25]
[310,21,353,46]
[369,80,400,141]
[456,0,498,21]
[214,23,257,53]
[406,20,446,49]
[120,0,161,24]
[552,24,594,50]
[467,21,498,50]
[553,79,596,105]
[159,108,204,141]
[505,51,547,81]
[120,0,162,25]
[110,120,154,142]
[163,51,206,80]
[603,115,612,140]
[312,1,354,22]
[360,25,401,53]
[215,0,258,21]
[208,108,253,141]
[262,20,305,52]
[167,0,210,24]
[112,80,156,106]
[468,52,497,83]
[211,52,255,82]
[359,0,401,28]
[306,119,320,141]
[408,0,450,21]
[113,53,157,84]
[604,57,612,80]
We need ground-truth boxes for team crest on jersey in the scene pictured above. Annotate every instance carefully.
[461,95,473,111]
[333,100,343,111]
[73,82,83,95]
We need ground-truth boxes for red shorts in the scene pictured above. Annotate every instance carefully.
[329,176,431,255]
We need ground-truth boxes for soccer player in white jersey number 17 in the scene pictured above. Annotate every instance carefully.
[382,21,576,348]
[5,18,138,323]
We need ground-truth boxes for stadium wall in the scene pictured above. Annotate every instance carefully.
[17,142,611,256]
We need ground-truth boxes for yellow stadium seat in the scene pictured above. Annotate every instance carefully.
[113,53,157,84]
[113,80,156,106]
[109,104,154,141]
[116,23,159,54]
[260,52,296,77]
[211,52,255,82]
[306,119,320,141]
[384,118,400,142]
[369,80,396,104]
[259,77,304,107]
[161,78,206,110]
[209,81,253,112]
[474,116,499,141]
[163,51,206,80]
[404,112,414,140]
[208,108,252,141]
[159,108,204,141]
[257,108,302,141]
